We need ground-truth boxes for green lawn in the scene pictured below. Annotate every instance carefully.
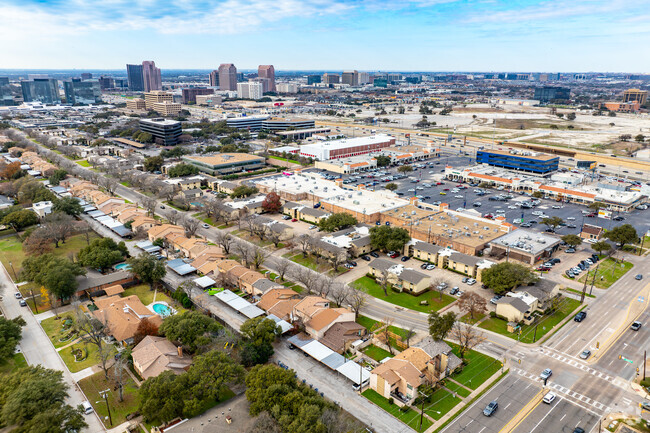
[388,325,410,339]
[78,367,141,428]
[286,253,331,273]
[354,276,456,313]
[424,388,462,420]
[577,258,633,289]
[40,311,79,348]
[76,160,91,167]
[363,344,393,362]
[448,342,502,390]
[442,380,471,398]
[121,284,184,311]
[0,353,27,375]
[459,313,485,326]
[0,234,98,281]
[479,297,582,344]
[357,315,381,332]
[562,287,596,298]
[59,341,117,373]
[362,389,433,431]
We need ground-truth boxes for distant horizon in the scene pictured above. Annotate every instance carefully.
[2,1,650,71]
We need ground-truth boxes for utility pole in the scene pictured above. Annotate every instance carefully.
[580,270,588,303]
[644,350,647,380]
[589,261,601,296]
[533,324,538,343]
[99,389,113,427]
[419,390,429,433]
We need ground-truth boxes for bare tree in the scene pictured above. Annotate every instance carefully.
[273,258,291,281]
[181,215,201,237]
[42,212,76,247]
[450,322,485,359]
[141,196,157,217]
[252,246,269,269]
[235,243,255,268]
[404,326,417,348]
[294,267,316,292]
[347,285,368,319]
[214,231,235,255]
[112,350,130,402]
[101,177,119,195]
[329,250,348,272]
[296,234,311,258]
[167,209,180,225]
[379,317,395,355]
[430,277,448,301]
[237,207,249,230]
[377,268,391,296]
[319,277,337,299]
[160,185,177,202]
[267,229,282,248]
[331,283,349,307]
[74,309,112,380]
[457,292,488,320]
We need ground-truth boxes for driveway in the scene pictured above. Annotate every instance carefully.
[0,264,106,432]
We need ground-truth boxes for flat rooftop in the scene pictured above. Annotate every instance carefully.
[490,228,561,255]
[478,149,558,162]
[301,134,394,151]
[139,118,180,126]
[384,204,508,247]
[185,153,264,166]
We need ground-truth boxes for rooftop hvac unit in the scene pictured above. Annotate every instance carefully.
[444,224,448,227]
[474,222,479,227]
[348,194,352,198]
[314,186,319,189]
[382,204,387,207]
[479,235,484,239]
[429,216,433,220]
[464,226,469,230]
[353,200,360,205]
[537,238,546,244]
[358,191,362,195]
[412,211,416,215]
[494,229,499,233]
[465,232,471,237]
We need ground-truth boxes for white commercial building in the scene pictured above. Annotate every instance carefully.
[237,82,264,100]
[299,134,396,161]
[276,83,299,93]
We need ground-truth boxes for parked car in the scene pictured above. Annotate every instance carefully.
[14,292,22,299]
[426,264,436,270]
[462,277,469,283]
[282,215,291,220]
[449,287,459,296]
[573,428,585,433]
[361,255,371,261]
[291,218,298,222]
[466,278,476,285]
[201,223,210,229]
[370,252,379,258]
[483,401,498,417]
[574,311,587,322]
[490,295,503,305]
[389,252,400,259]
[19,299,27,307]
[401,256,410,262]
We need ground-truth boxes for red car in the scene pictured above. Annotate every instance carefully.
[586,213,596,218]
[389,252,400,259]
[443,188,450,191]
[291,218,297,222]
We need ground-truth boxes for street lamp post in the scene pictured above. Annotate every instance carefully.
[98,389,113,427]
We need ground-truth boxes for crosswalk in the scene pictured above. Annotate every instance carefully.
[510,367,612,414]
[537,347,628,389]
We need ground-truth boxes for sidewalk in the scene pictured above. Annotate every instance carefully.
[424,366,508,432]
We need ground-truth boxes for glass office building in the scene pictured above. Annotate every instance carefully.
[64,79,102,105]
[21,78,60,104]
[476,150,559,174]
[126,64,144,91]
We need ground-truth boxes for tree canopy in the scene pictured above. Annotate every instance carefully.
[369,225,411,252]
[52,196,84,217]
[245,364,336,433]
[144,155,164,172]
[428,311,456,341]
[318,213,358,232]
[561,234,582,248]
[0,316,25,363]
[1,209,38,229]
[127,253,166,289]
[481,262,538,295]
[541,216,564,231]
[605,224,638,250]
[21,254,86,301]
[78,238,128,272]
[159,311,223,353]
[230,185,258,199]
[240,317,281,367]
[261,192,282,213]
[0,366,87,432]
[167,163,199,178]
[375,155,391,167]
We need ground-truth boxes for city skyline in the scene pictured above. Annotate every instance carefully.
[2,0,650,71]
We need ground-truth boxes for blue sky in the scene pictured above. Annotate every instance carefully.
[1,0,649,71]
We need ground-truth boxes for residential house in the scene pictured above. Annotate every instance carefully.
[131,216,157,234]
[283,203,330,224]
[410,241,442,263]
[214,181,238,195]
[147,224,184,243]
[304,307,355,339]
[239,270,266,295]
[182,188,204,200]
[116,208,147,224]
[580,224,604,241]
[319,321,367,354]
[257,288,301,321]
[439,250,494,281]
[32,200,53,218]
[93,295,163,345]
[131,336,192,380]
[251,278,285,295]
[368,258,431,294]
[495,297,530,322]
[513,278,559,311]
[292,296,330,323]
[75,271,136,297]
[178,178,201,191]
[398,337,462,383]
[370,358,424,403]
[190,247,225,275]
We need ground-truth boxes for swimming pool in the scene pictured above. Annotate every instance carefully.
[152,302,174,317]
[114,263,131,271]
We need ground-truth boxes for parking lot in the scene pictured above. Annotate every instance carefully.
[313,152,650,239]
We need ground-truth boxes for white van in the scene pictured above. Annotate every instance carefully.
[82,401,93,415]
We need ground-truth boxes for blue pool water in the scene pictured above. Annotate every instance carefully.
[115,263,131,270]
[152,303,172,316]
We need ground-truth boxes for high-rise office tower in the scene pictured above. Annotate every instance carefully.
[322,73,340,85]
[0,77,14,106]
[98,76,115,90]
[307,75,321,85]
[142,61,162,92]
[623,89,648,105]
[21,78,60,104]
[126,64,144,91]
[218,64,237,91]
[258,65,276,92]
[341,70,358,86]
[237,82,264,100]
[64,79,102,105]
[209,70,219,87]
[358,72,370,85]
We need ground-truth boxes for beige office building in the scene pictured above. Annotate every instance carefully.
[152,101,182,116]
[126,98,146,110]
[144,91,173,109]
